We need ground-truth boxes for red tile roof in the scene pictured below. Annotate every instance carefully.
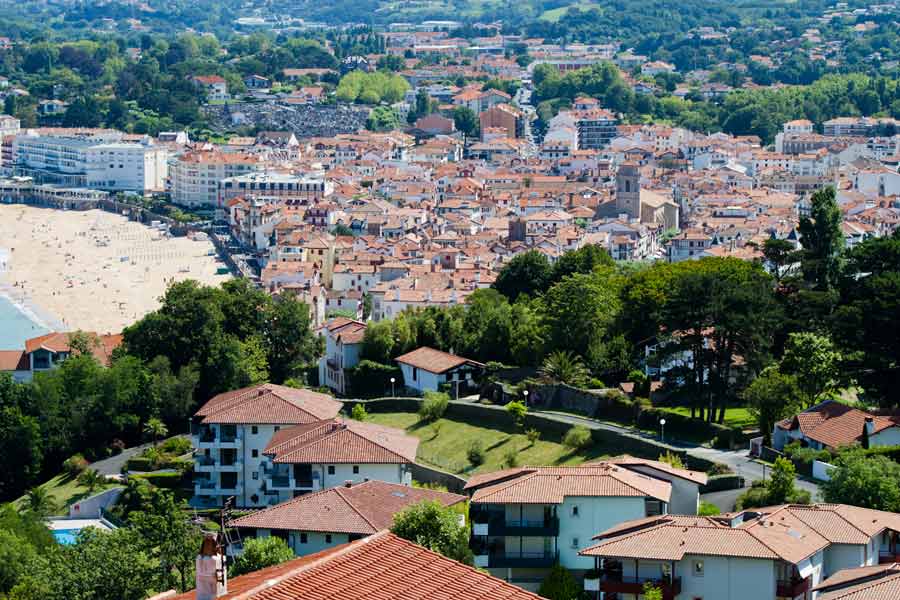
[394,346,483,374]
[228,480,464,534]
[195,384,342,425]
[264,418,418,464]
[815,564,900,600]
[169,531,545,600]
[599,455,709,485]
[466,465,672,504]
[0,350,28,371]
[21,331,122,366]
[776,400,900,449]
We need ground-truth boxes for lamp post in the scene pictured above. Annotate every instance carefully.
[659,418,666,443]
[390,377,395,398]
[523,389,529,406]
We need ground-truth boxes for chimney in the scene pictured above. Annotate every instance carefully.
[196,534,226,600]
[865,416,874,436]
[344,480,353,488]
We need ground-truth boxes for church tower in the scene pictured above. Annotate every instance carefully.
[615,162,641,220]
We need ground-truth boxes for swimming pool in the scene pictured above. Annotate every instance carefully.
[52,529,80,545]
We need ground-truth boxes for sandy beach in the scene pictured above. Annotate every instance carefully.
[0,205,231,335]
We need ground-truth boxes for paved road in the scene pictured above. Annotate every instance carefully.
[89,434,190,476]
[534,409,820,497]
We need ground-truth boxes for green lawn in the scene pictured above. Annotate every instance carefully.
[15,474,122,516]
[539,2,602,21]
[658,406,757,430]
[366,412,616,476]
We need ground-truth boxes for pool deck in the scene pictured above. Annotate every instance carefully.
[46,517,116,532]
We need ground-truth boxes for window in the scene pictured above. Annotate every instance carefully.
[325,534,332,544]
[252,449,258,458]
[252,472,259,480]
[571,505,579,517]
[412,367,418,381]
[274,426,280,432]
[300,533,308,544]
[692,560,704,577]
[571,537,579,548]
[353,465,359,474]
[251,426,258,435]
[328,466,335,475]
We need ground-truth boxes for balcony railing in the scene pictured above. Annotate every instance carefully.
[470,510,559,536]
[598,574,682,597]
[776,577,810,598]
[478,551,558,569]
[879,550,900,564]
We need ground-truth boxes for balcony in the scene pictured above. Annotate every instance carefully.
[269,475,295,490]
[598,575,682,597]
[776,577,810,598]
[195,455,217,472]
[218,460,243,472]
[193,431,242,450]
[879,550,900,564]
[476,551,559,569]
[470,509,559,536]
[194,480,218,496]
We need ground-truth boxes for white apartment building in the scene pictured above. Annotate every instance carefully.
[12,132,167,193]
[218,171,333,208]
[168,151,261,208]
[191,383,342,509]
[191,383,419,510]
[466,460,706,591]
[317,317,366,395]
[228,480,464,557]
[580,503,900,600]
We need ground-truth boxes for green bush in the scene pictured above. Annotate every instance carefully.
[502,448,519,468]
[159,437,192,456]
[419,391,450,422]
[351,404,369,421]
[699,474,745,493]
[346,360,403,398]
[562,425,592,450]
[466,441,485,467]
[526,428,541,446]
[699,501,720,516]
[63,454,89,477]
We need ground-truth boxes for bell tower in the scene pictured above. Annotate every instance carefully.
[615,162,641,220]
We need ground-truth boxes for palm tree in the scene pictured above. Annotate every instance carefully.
[77,469,106,494]
[143,418,168,447]
[539,351,590,388]
[24,486,58,517]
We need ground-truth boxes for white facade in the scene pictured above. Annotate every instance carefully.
[85,143,168,192]
[168,154,260,208]
[192,422,411,509]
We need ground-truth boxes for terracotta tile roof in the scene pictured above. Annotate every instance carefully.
[467,465,672,504]
[394,346,483,374]
[584,503,900,565]
[323,318,367,344]
[0,350,28,371]
[264,418,419,464]
[228,480,464,534]
[776,400,900,448]
[815,564,900,600]
[195,384,341,425]
[599,455,709,485]
[21,331,121,366]
[170,531,545,600]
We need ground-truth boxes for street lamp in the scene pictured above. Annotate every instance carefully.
[659,418,666,443]
[523,389,529,406]
[390,377,395,398]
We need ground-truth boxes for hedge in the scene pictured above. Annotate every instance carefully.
[126,456,193,473]
[346,360,403,398]
[700,474,746,494]
[129,471,186,490]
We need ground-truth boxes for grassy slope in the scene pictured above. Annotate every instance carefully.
[367,411,618,476]
[658,406,757,430]
[14,474,121,516]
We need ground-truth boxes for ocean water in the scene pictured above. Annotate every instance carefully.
[0,293,50,349]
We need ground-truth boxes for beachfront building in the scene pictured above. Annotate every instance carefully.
[218,172,333,208]
[465,463,677,591]
[579,503,900,600]
[0,331,122,383]
[191,383,342,509]
[227,480,464,557]
[394,346,484,396]
[12,131,167,193]
[168,150,261,209]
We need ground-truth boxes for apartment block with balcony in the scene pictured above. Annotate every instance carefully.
[317,317,366,395]
[580,503,900,600]
[258,418,419,506]
[227,480,465,557]
[464,464,674,592]
[190,383,342,509]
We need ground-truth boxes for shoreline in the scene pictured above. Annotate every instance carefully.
[0,204,231,336]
